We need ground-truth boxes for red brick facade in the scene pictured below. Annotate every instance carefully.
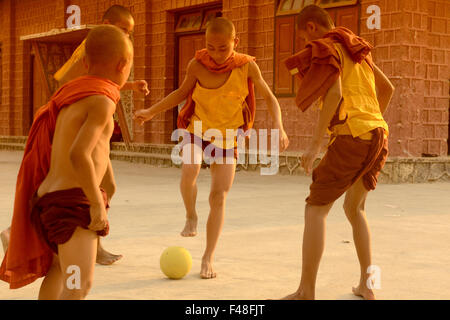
[0,0,449,157]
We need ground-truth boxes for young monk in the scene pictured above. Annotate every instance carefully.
[55,4,147,92]
[134,17,289,279]
[0,5,148,265]
[281,5,394,300]
[0,25,133,299]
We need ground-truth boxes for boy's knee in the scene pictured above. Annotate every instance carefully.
[343,201,363,220]
[62,270,93,299]
[81,279,93,297]
[182,165,200,180]
[209,190,227,207]
[71,280,93,299]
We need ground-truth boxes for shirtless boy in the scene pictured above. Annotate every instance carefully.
[0,25,133,299]
[1,5,148,265]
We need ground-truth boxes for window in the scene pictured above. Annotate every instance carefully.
[273,0,360,96]
[175,12,203,33]
[201,9,222,30]
[318,0,358,9]
[0,44,2,108]
[175,8,222,34]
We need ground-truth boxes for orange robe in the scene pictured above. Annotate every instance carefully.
[0,75,121,289]
[284,27,388,205]
[284,26,374,115]
[306,128,388,206]
[177,49,256,132]
[30,188,110,254]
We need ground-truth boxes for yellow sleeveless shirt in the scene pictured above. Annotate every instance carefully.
[53,39,86,82]
[187,63,249,149]
[327,43,389,140]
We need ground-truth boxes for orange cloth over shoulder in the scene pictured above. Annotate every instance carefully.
[0,75,121,289]
[284,27,374,112]
[177,49,256,132]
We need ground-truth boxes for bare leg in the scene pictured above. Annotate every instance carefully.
[282,202,333,300]
[58,227,98,300]
[201,161,236,279]
[180,143,202,237]
[1,227,10,253]
[96,238,122,265]
[38,254,63,300]
[343,178,376,300]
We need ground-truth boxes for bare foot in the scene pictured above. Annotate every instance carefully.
[96,247,123,265]
[200,259,216,279]
[280,291,313,300]
[181,216,198,237]
[352,285,376,300]
[1,228,10,254]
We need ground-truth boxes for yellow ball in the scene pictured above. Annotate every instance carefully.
[160,246,192,279]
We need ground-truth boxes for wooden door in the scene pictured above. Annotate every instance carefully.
[176,33,205,123]
[177,34,205,87]
[31,54,48,118]
[275,15,295,95]
[335,6,359,34]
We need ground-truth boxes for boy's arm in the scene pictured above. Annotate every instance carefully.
[248,60,289,152]
[100,160,116,203]
[58,57,149,95]
[121,80,150,95]
[302,76,343,175]
[133,58,198,125]
[58,55,88,86]
[373,64,395,115]
[69,95,116,230]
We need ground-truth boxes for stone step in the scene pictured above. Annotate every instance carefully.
[110,150,176,168]
[111,142,174,155]
[0,143,25,151]
[0,137,449,182]
[0,136,27,144]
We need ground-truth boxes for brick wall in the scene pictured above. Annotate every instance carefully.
[0,0,449,156]
[225,0,283,143]
[133,0,222,144]
[360,0,450,156]
[425,0,449,156]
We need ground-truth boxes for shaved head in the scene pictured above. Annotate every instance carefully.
[85,25,133,67]
[102,5,133,24]
[206,17,236,39]
[297,5,334,31]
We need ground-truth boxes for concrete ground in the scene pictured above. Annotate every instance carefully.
[0,150,449,300]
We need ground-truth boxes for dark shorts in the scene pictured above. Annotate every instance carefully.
[182,132,238,162]
[306,128,388,206]
[30,188,110,254]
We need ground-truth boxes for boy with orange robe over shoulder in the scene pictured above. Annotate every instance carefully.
[134,17,289,279]
[0,25,134,299]
[281,5,395,300]
[0,5,149,266]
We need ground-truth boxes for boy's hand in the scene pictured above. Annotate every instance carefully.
[133,108,154,126]
[301,144,321,175]
[132,80,149,95]
[279,129,290,153]
[88,203,108,232]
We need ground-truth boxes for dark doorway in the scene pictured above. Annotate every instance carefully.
[173,6,222,131]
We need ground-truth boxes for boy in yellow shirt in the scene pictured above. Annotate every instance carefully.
[282,5,394,300]
[134,17,289,279]
[54,4,148,94]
